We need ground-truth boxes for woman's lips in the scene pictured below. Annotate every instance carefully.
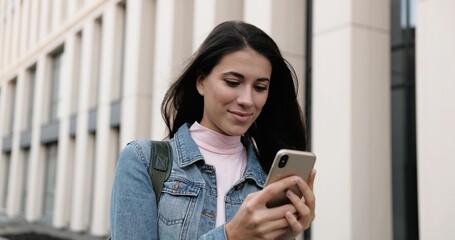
[229,110,253,122]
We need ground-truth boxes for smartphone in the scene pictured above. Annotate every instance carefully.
[265,149,316,208]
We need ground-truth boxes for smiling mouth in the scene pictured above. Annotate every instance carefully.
[229,110,253,122]
[229,110,252,117]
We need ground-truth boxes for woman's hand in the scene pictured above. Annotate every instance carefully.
[276,169,316,240]
[226,170,316,240]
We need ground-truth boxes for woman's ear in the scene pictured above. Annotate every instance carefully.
[196,75,205,96]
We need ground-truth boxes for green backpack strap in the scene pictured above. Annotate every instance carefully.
[148,140,173,204]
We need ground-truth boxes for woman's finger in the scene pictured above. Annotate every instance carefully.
[285,211,304,233]
[308,169,317,190]
[250,176,302,207]
[295,177,315,213]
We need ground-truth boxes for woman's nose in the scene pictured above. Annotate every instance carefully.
[237,87,254,107]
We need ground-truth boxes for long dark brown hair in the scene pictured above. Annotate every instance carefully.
[161,20,307,172]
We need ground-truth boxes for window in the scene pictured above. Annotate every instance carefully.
[89,132,97,227]
[7,79,17,135]
[71,32,82,114]
[115,1,127,100]
[0,153,11,213]
[114,127,121,162]
[90,17,103,108]
[391,0,418,239]
[49,50,64,122]
[42,143,58,223]
[26,66,36,129]
[21,149,30,215]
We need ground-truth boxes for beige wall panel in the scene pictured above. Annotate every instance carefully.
[5,70,25,217]
[193,0,215,50]
[19,0,30,55]
[10,0,21,64]
[2,5,12,68]
[214,0,243,23]
[416,1,455,239]
[71,22,96,232]
[312,27,353,240]
[244,0,272,34]
[25,55,49,221]
[120,0,155,146]
[0,80,10,209]
[352,0,390,30]
[39,0,51,41]
[151,0,194,140]
[28,0,40,50]
[312,0,391,238]
[271,0,305,57]
[90,3,123,236]
[53,34,77,229]
[313,0,351,33]
[350,27,391,240]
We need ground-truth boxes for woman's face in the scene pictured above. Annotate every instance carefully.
[196,48,271,136]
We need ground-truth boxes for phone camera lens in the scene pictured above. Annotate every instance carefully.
[278,155,288,168]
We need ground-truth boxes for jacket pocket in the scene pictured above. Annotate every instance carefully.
[158,176,201,226]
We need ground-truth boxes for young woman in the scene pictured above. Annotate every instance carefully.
[110,20,316,240]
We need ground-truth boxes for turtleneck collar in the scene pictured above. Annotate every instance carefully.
[189,122,243,155]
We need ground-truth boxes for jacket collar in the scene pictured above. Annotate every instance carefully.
[173,123,267,187]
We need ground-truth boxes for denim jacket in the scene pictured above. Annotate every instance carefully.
[110,123,267,240]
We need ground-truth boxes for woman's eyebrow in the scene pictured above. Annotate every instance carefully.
[223,71,245,79]
[257,78,270,82]
[223,71,270,82]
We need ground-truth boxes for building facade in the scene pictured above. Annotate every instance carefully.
[0,0,454,239]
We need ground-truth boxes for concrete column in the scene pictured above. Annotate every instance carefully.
[52,33,77,229]
[120,0,155,146]
[269,0,306,106]
[66,0,79,19]
[193,0,215,50]
[51,0,64,32]
[150,0,193,140]
[28,0,40,49]
[25,54,49,221]
[39,0,51,41]
[70,21,96,232]
[244,0,272,34]
[90,3,122,236]
[192,0,243,52]
[312,0,392,239]
[214,0,243,24]
[5,70,26,217]
[0,1,4,68]
[19,0,30,56]
[416,1,455,239]
[2,1,12,68]
[10,0,21,63]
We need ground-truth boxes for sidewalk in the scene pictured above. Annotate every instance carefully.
[0,214,105,240]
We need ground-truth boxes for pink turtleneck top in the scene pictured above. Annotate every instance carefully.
[189,122,247,227]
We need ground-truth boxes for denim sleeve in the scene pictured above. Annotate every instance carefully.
[198,224,227,240]
[110,141,159,240]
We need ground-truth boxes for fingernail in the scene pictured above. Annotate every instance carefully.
[286,190,294,198]
[293,176,302,183]
[286,190,291,197]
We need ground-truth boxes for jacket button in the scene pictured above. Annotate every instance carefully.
[204,167,215,174]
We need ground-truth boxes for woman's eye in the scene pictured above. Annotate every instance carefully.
[224,79,240,87]
[254,85,269,92]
